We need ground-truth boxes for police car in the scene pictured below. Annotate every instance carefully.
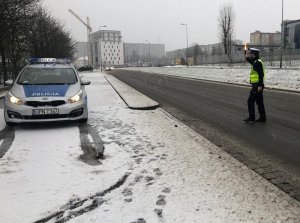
[3,58,90,125]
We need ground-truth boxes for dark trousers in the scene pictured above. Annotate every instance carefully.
[247,86,266,119]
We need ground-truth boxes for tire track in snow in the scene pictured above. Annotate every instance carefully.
[78,123,105,165]
[0,126,15,158]
[34,173,130,223]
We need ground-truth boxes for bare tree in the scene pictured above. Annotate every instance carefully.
[0,0,40,81]
[218,3,235,62]
[0,1,75,83]
[28,7,75,58]
[192,44,200,65]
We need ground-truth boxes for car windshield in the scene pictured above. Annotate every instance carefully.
[17,68,77,85]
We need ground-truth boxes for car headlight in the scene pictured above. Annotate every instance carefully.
[8,93,22,105]
[68,90,83,103]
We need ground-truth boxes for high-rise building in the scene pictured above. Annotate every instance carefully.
[89,30,124,68]
[250,31,281,46]
[282,19,300,49]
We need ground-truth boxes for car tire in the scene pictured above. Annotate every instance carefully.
[4,115,15,126]
[79,118,88,123]
[5,120,15,126]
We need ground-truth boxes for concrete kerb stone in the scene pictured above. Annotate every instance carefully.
[104,74,159,110]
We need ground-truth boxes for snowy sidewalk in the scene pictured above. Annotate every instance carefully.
[0,72,299,223]
[72,72,300,222]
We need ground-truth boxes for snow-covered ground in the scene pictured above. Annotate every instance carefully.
[0,109,5,131]
[0,72,299,223]
[121,66,300,92]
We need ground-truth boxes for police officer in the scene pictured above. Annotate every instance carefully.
[244,48,266,123]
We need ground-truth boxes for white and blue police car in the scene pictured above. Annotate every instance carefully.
[3,58,90,125]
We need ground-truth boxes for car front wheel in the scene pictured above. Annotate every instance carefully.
[79,118,88,123]
[5,120,15,126]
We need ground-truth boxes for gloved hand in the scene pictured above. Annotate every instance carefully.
[258,86,263,92]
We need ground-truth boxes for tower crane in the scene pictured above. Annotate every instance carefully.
[68,9,92,65]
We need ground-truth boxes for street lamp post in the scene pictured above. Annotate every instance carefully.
[181,23,189,67]
[145,40,151,66]
[83,44,86,65]
[280,0,284,69]
[99,25,107,72]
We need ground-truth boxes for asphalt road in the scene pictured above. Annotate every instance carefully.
[113,69,300,200]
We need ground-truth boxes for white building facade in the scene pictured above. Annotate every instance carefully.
[89,30,124,68]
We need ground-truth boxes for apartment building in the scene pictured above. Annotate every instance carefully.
[282,19,300,49]
[89,30,124,68]
[250,31,281,46]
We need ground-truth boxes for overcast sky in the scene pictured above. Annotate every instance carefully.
[43,0,299,51]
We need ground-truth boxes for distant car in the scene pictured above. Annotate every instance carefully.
[3,58,90,125]
[78,65,93,72]
[105,66,114,71]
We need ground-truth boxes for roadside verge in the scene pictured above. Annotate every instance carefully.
[104,74,159,110]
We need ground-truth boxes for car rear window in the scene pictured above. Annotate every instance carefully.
[17,68,78,85]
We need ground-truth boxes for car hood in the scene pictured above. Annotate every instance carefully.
[10,83,81,98]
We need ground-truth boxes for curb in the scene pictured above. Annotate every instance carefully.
[104,75,159,110]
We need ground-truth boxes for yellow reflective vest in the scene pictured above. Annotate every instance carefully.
[250,59,265,84]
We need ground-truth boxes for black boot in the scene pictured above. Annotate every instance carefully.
[244,117,255,123]
[255,117,266,123]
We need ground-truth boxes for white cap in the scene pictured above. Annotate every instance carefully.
[249,48,260,52]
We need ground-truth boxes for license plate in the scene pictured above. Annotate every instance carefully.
[32,108,59,115]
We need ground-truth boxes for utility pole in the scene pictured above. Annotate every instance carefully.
[145,40,151,66]
[181,23,189,67]
[99,25,106,72]
[280,0,284,69]
[68,9,92,65]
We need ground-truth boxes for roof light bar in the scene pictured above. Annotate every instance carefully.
[29,58,72,64]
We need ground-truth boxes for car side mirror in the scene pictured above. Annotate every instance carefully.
[81,80,91,85]
[4,80,13,86]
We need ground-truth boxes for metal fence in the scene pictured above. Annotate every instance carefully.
[196,49,300,67]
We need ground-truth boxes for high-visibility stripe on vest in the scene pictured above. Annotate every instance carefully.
[250,59,265,84]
